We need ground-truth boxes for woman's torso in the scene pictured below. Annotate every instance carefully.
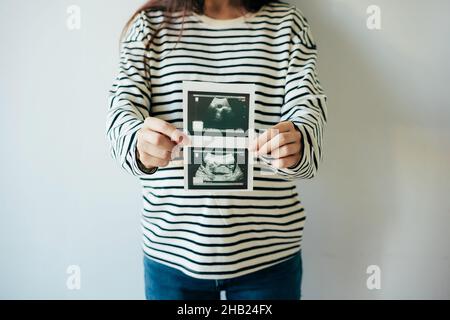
[136,2,306,279]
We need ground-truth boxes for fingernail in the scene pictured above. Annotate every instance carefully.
[180,134,191,146]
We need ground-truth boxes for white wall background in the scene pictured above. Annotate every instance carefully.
[0,0,449,299]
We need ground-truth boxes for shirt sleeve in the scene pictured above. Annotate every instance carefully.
[273,7,328,180]
[106,11,158,176]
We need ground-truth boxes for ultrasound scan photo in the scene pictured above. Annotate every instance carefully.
[187,148,248,190]
[187,92,249,137]
[183,81,255,191]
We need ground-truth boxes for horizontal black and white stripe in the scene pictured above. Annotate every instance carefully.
[106,1,327,279]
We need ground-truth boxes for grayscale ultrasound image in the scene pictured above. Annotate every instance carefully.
[187,148,248,190]
[187,92,249,137]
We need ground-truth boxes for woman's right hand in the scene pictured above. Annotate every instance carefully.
[136,117,190,170]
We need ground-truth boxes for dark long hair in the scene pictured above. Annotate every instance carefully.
[120,0,279,78]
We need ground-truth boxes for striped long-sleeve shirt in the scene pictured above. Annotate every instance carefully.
[106,1,327,279]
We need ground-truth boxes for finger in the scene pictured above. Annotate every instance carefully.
[271,154,300,169]
[271,121,295,134]
[144,117,190,145]
[168,143,182,160]
[139,141,172,160]
[138,151,170,168]
[271,141,301,159]
[251,128,279,152]
[138,129,177,152]
[172,129,191,146]
[258,131,299,156]
[170,149,182,160]
[251,121,292,152]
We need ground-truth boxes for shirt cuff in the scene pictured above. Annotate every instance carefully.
[130,131,158,176]
[275,121,307,174]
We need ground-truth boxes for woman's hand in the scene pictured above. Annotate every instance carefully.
[136,117,189,170]
[250,121,303,169]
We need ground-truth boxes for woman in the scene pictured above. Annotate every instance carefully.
[106,0,327,300]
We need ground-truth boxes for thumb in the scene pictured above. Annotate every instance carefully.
[170,130,191,146]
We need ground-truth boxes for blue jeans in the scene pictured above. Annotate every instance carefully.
[143,250,302,300]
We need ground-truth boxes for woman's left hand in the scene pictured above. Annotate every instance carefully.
[250,121,303,169]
